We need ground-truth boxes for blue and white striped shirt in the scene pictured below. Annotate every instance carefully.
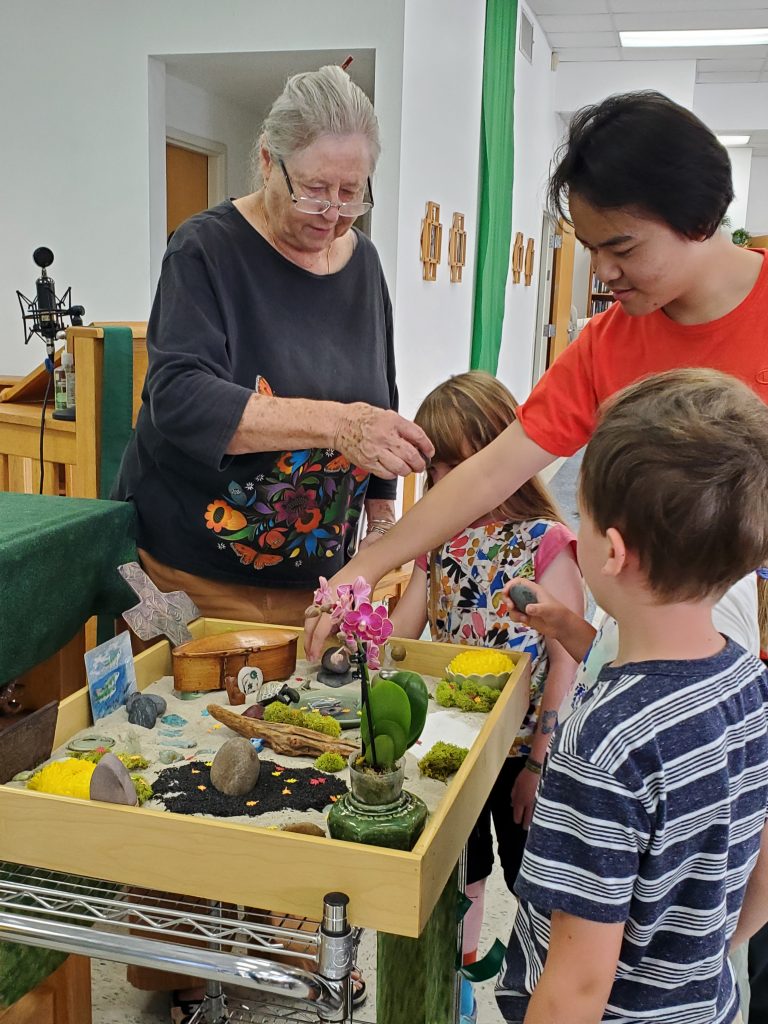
[497,640,768,1024]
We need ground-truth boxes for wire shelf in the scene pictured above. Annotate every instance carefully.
[0,861,320,966]
[189,992,376,1024]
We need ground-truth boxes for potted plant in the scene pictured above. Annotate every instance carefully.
[732,227,751,247]
[309,577,429,849]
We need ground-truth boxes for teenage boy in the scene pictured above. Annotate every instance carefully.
[496,369,768,1024]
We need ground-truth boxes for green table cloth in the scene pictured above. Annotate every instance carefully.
[0,493,137,684]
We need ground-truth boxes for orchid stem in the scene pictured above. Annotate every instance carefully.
[358,641,378,770]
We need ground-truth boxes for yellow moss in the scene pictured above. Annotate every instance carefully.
[448,650,513,678]
[27,759,95,800]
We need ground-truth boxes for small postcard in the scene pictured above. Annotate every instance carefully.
[84,632,138,721]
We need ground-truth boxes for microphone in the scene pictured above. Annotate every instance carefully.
[33,247,59,342]
[17,247,85,355]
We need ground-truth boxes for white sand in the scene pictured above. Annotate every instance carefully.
[14,661,490,832]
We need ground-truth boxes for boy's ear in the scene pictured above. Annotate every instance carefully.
[602,527,628,578]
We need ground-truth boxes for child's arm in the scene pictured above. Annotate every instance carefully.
[512,551,584,830]
[523,912,623,1024]
[503,576,597,663]
[731,818,768,949]
[388,565,429,640]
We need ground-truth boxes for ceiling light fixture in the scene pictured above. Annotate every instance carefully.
[620,29,768,48]
[716,135,751,146]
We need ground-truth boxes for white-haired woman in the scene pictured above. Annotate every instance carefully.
[115,64,431,630]
[117,65,426,1022]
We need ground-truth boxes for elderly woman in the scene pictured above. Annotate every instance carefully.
[115,64,431,629]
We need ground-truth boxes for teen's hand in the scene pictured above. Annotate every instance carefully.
[511,765,540,831]
[502,578,571,638]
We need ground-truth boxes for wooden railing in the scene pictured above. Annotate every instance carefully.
[0,322,147,499]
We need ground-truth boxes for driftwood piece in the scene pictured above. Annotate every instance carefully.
[207,704,358,759]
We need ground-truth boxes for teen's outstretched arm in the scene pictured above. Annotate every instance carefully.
[306,420,554,658]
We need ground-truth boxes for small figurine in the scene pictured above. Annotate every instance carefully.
[317,645,354,687]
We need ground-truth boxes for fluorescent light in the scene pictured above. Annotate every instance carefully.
[620,29,768,48]
[717,135,751,146]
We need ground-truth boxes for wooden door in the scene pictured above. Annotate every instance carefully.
[166,143,209,237]
[548,220,575,365]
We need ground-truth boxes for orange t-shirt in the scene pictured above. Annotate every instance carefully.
[518,249,768,456]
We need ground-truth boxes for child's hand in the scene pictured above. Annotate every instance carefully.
[501,577,571,639]
[511,764,540,830]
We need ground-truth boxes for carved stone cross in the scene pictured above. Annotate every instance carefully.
[118,562,200,647]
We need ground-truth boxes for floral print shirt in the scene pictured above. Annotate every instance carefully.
[420,518,576,754]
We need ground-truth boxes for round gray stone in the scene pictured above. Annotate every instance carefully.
[210,738,261,797]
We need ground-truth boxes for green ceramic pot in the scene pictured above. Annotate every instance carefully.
[327,753,428,850]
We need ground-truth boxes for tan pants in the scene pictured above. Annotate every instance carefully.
[138,548,313,627]
[128,553,314,992]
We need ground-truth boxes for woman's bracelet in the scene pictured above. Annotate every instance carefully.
[524,756,544,776]
[367,518,395,536]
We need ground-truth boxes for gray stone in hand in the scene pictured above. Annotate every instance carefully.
[508,584,537,614]
[210,738,261,797]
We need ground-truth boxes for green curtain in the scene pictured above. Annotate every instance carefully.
[470,0,518,374]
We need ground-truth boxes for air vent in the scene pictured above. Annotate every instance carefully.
[519,10,534,64]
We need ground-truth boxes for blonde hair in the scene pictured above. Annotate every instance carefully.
[414,371,564,526]
[252,65,380,186]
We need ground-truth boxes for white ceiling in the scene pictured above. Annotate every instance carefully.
[160,49,376,116]
[527,1,768,82]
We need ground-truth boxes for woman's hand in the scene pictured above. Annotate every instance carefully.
[335,404,434,479]
[511,765,540,831]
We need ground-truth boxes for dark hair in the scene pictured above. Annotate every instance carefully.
[548,91,734,240]
[579,369,768,602]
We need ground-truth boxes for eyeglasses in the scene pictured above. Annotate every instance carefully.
[279,160,374,217]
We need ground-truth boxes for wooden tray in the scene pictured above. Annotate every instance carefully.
[0,619,529,938]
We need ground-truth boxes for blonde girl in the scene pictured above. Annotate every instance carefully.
[389,371,584,965]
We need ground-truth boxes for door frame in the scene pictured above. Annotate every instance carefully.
[166,128,228,210]
[531,212,558,387]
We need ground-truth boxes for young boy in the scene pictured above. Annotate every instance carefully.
[496,369,768,1024]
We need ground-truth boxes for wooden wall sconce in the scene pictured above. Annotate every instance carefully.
[420,201,442,282]
[511,231,524,283]
[524,237,535,286]
[448,213,467,283]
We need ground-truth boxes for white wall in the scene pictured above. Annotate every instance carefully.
[694,83,768,132]
[392,0,486,418]
[496,4,561,402]
[555,59,696,115]
[165,73,257,202]
[747,157,768,235]
[725,147,752,232]
[0,0,407,377]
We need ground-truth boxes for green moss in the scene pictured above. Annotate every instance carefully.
[314,752,346,773]
[263,702,342,737]
[418,742,469,783]
[435,679,501,713]
[73,750,150,771]
[132,776,153,805]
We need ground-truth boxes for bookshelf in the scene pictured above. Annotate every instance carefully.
[587,273,615,316]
